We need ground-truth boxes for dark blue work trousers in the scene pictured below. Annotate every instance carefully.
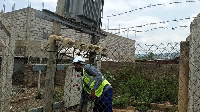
[93,88,113,112]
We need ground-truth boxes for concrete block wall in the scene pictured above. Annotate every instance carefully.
[30,8,91,42]
[0,7,135,62]
[99,33,135,62]
[61,27,91,43]
[187,13,200,111]
[30,9,53,41]
[101,61,178,78]
[0,8,29,56]
[0,9,28,40]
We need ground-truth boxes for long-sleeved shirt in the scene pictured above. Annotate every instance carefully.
[82,64,104,90]
[79,64,112,110]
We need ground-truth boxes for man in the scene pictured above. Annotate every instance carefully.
[72,56,113,112]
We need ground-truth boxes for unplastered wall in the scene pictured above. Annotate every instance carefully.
[0,8,29,56]
[188,13,200,111]
[99,33,135,62]
[29,8,91,58]
[0,8,28,40]
[30,8,91,43]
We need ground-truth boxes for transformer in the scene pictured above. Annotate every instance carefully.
[65,0,104,29]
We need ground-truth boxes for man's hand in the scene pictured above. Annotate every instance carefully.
[89,89,95,100]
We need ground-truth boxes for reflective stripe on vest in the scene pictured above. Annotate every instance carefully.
[82,68,111,97]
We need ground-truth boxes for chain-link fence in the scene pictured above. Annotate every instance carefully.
[106,43,180,112]
[0,3,198,112]
[0,36,183,112]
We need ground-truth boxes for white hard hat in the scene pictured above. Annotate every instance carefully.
[72,56,85,64]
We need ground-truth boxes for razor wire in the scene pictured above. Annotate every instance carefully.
[106,0,200,18]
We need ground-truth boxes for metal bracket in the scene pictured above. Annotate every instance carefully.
[32,64,71,71]
[35,9,106,37]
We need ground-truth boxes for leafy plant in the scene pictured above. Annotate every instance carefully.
[113,93,131,107]
[109,65,178,111]
[35,90,42,99]
[136,104,149,112]
[104,71,116,83]
[54,87,64,102]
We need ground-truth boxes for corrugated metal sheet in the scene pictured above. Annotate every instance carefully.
[65,0,104,28]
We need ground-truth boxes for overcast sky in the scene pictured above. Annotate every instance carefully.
[0,0,200,45]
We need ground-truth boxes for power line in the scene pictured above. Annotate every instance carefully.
[106,0,199,18]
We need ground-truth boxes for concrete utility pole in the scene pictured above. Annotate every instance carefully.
[86,35,101,111]
[178,41,189,112]
[43,0,65,112]
[0,12,16,112]
[89,35,99,65]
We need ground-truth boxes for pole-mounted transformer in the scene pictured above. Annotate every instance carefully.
[64,0,104,31]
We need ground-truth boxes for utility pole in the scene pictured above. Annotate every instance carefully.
[178,41,189,112]
[0,11,16,112]
[86,35,100,111]
[89,34,99,64]
[43,0,65,111]
[37,42,43,96]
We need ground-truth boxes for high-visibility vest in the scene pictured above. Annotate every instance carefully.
[82,68,111,97]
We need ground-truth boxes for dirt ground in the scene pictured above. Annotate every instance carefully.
[11,85,63,112]
[10,85,177,112]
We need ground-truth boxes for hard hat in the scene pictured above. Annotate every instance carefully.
[72,56,85,64]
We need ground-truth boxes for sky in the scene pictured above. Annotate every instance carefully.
[0,0,200,45]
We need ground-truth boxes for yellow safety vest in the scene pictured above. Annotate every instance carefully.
[82,68,111,97]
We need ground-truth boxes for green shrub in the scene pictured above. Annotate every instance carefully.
[108,65,178,110]
[136,104,149,112]
[35,90,42,99]
[104,71,116,83]
[113,94,130,107]
[53,87,64,102]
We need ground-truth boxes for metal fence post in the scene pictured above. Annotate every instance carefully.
[0,12,16,112]
[43,0,65,111]
[37,42,43,93]
[178,41,189,112]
